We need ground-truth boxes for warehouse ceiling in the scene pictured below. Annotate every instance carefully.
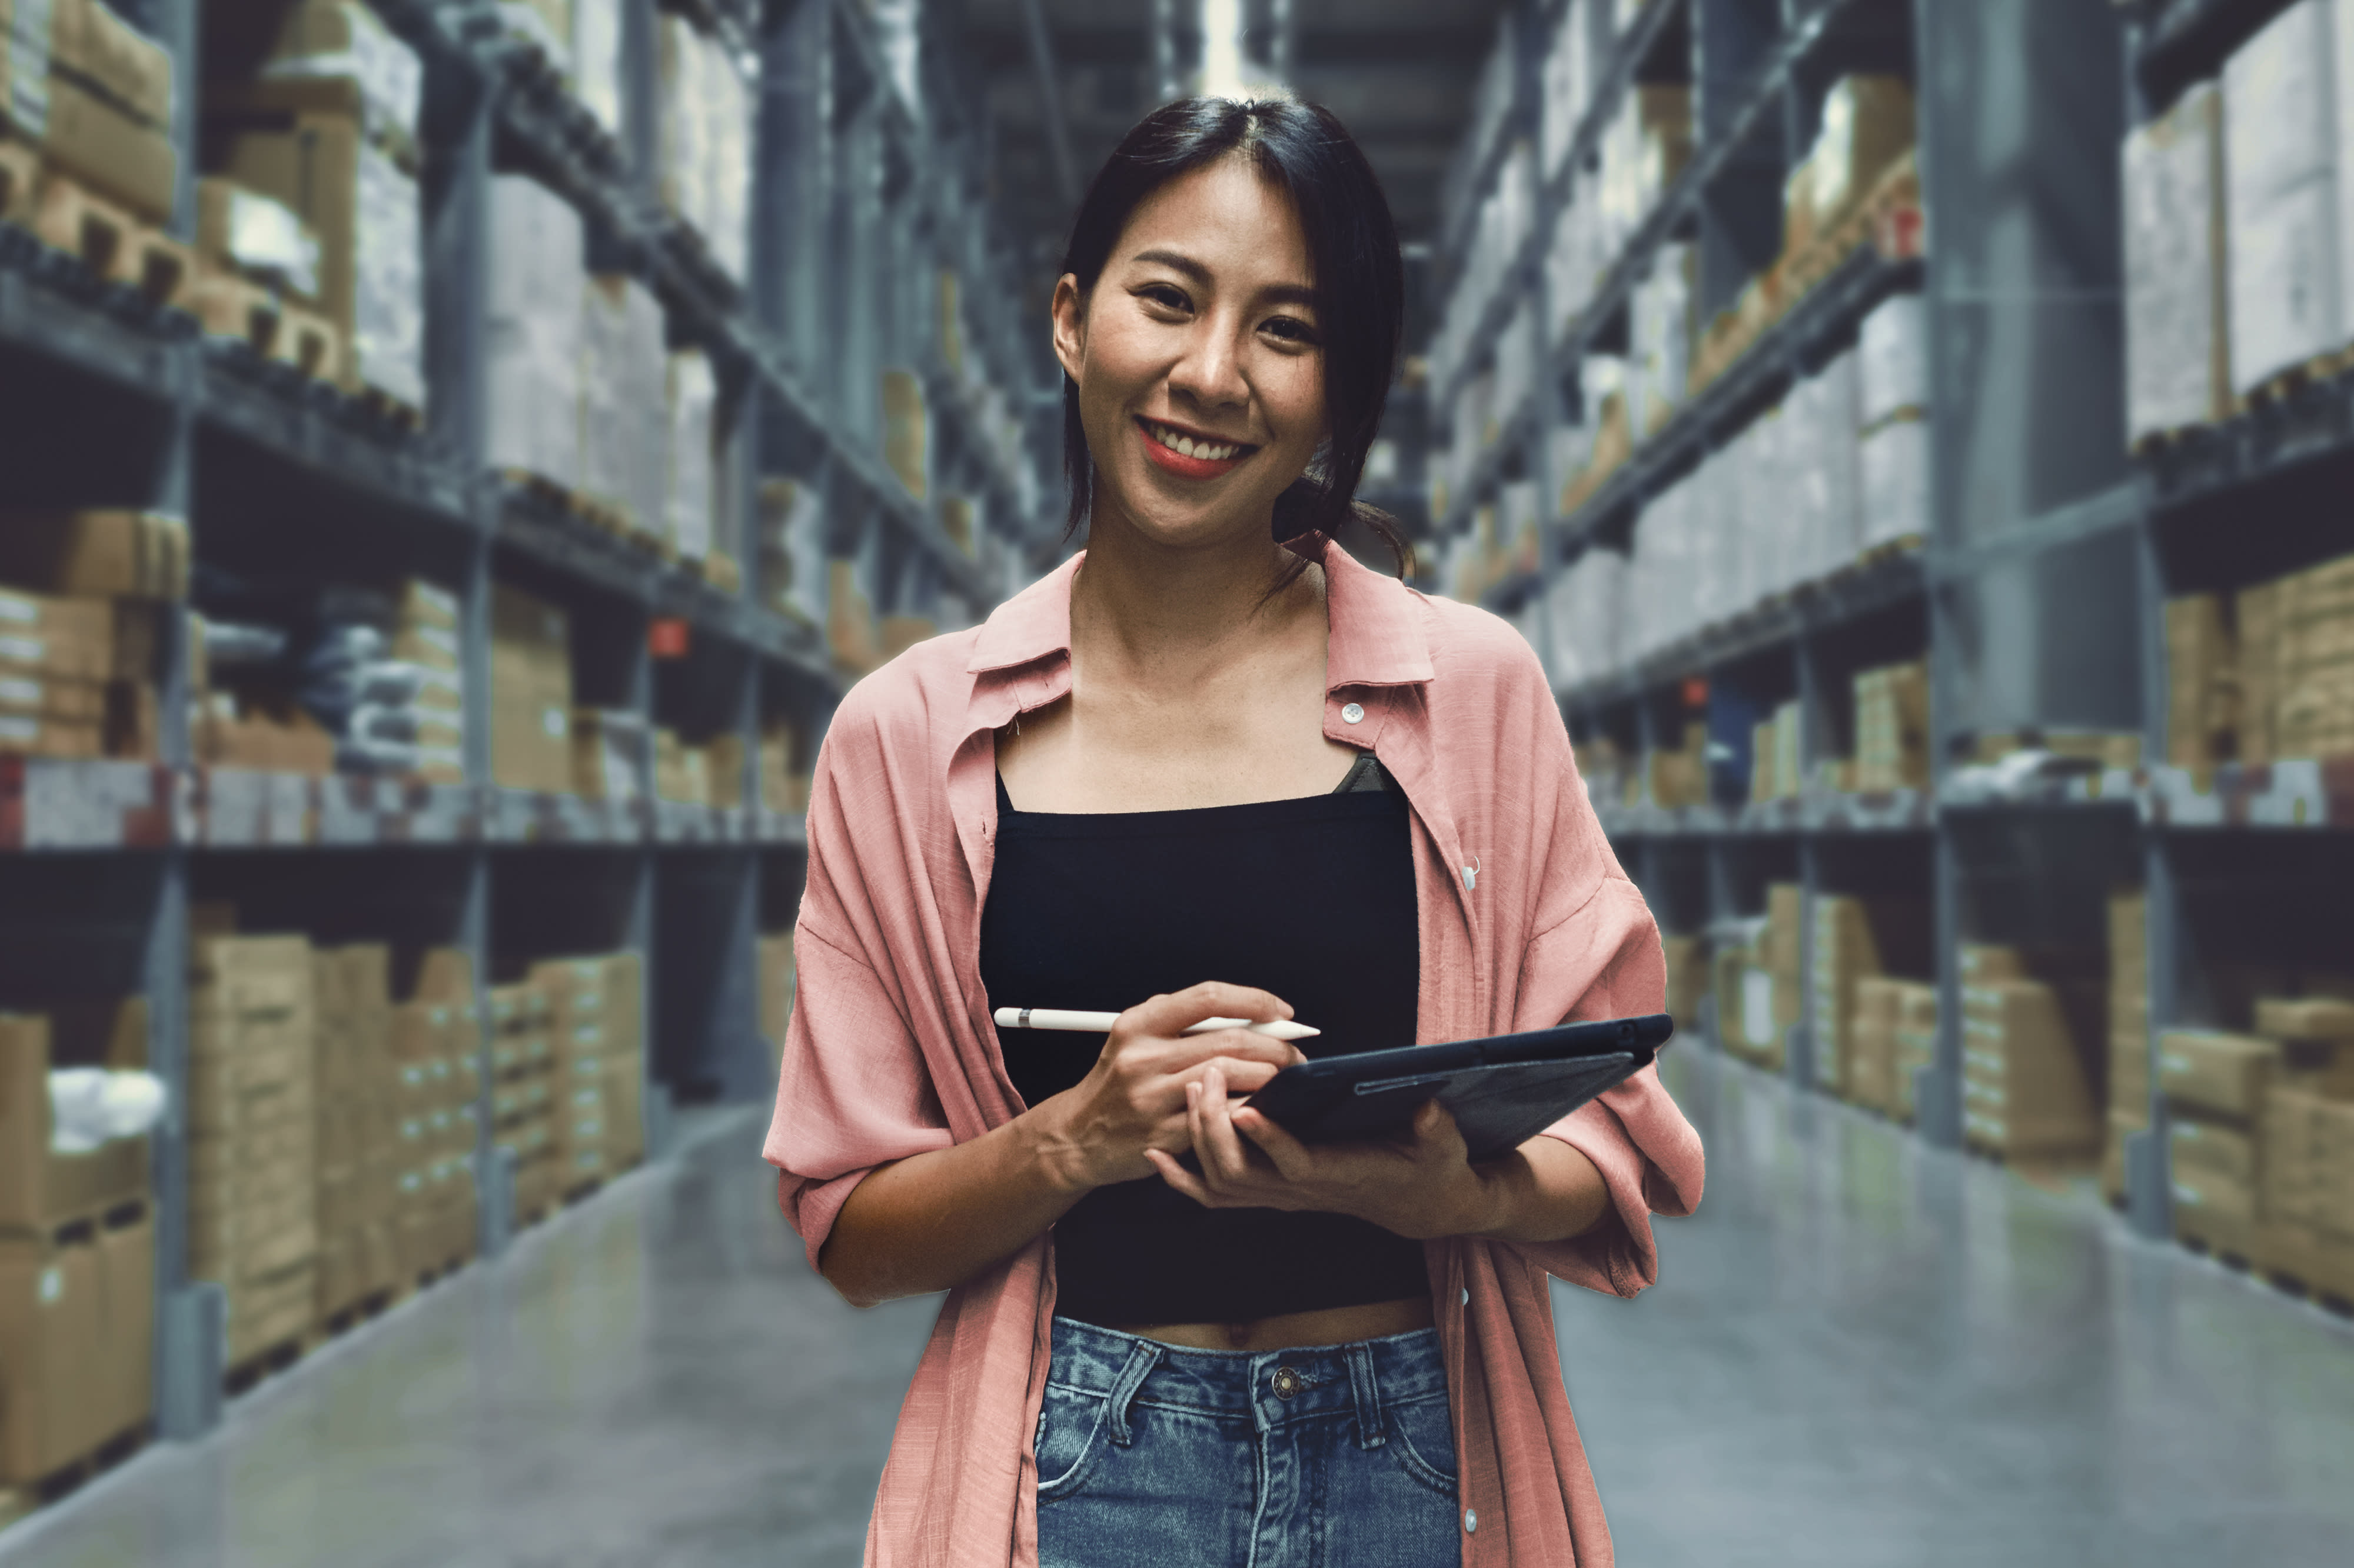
[939,0,1512,277]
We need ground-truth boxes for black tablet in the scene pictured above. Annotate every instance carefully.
[1240,1014,1675,1162]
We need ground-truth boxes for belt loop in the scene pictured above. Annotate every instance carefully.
[1106,1339,1161,1449]
[1347,1341,1384,1451]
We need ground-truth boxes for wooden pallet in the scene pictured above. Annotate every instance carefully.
[309,1283,407,1348]
[188,266,345,382]
[413,1252,471,1290]
[224,1333,305,1398]
[29,172,192,310]
[11,1421,147,1509]
[2176,1231,2255,1273]
[2235,346,2354,415]
[0,138,37,228]
[1854,533,1925,570]
[354,385,425,432]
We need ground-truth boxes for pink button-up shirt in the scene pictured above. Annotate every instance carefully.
[766,545,1704,1566]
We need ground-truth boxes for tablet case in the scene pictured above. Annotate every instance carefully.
[1242,1014,1675,1161]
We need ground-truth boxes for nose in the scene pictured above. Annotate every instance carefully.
[1166,312,1249,412]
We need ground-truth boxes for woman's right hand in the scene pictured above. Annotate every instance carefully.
[1034,982,1306,1191]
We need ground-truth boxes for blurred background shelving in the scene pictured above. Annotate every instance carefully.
[1403,0,2354,1332]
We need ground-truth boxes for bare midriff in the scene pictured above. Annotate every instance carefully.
[1108,1293,1433,1353]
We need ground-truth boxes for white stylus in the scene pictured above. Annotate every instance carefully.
[993,1007,1319,1041]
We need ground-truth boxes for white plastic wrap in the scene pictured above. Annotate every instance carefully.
[666,349,718,560]
[579,274,667,530]
[1860,418,1933,548]
[48,1068,167,1154]
[1630,244,1694,436]
[2223,0,2347,391]
[1857,293,1930,428]
[571,0,624,137]
[485,175,586,486]
[658,18,754,283]
[2123,83,2227,438]
[352,141,424,409]
[262,0,420,147]
[223,187,320,298]
[1540,0,1592,181]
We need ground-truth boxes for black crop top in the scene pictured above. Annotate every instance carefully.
[979,755,1427,1326]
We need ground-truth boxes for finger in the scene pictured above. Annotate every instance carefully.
[1145,1147,1218,1207]
[1126,982,1295,1040]
[1198,1067,1258,1184]
[1234,1104,1311,1178]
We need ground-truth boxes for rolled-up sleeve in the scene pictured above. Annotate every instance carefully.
[1514,875,1706,1297]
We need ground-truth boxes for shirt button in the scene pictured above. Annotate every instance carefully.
[1464,1509,1478,1533]
[1340,702,1365,724]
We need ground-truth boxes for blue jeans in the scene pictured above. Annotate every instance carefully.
[1034,1316,1461,1568]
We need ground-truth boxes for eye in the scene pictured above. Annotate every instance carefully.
[1137,282,1191,313]
[1261,315,1320,347]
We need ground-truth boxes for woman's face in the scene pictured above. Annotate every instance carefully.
[1053,156,1328,552]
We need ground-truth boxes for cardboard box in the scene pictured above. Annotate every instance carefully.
[2256,996,2354,1041]
[0,510,189,600]
[880,369,927,499]
[0,1203,151,1482]
[0,1014,150,1232]
[1853,661,1929,791]
[2237,581,2282,766]
[48,0,172,129]
[490,582,572,794]
[2172,1153,2257,1258]
[1961,980,2102,1158]
[2159,1030,2281,1119]
[214,111,424,407]
[35,70,175,220]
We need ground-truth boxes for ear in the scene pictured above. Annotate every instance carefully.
[1050,274,1088,386]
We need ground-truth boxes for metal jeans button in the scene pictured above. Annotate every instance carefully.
[1271,1366,1303,1399]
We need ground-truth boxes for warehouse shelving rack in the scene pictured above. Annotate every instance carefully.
[0,0,1055,1450]
[1418,0,2354,1270]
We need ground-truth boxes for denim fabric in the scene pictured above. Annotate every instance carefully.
[1034,1317,1461,1568]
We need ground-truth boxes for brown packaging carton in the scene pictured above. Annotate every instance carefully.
[1961,980,2101,1158]
[35,72,176,219]
[0,1204,151,1482]
[2159,1030,2280,1119]
[0,1014,149,1232]
[0,511,189,600]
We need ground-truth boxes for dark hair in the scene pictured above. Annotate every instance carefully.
[1058,96,1412,584]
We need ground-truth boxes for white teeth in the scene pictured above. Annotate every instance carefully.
[1149,421,1240,462]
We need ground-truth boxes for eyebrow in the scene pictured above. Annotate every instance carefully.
[1130,248,1318,311]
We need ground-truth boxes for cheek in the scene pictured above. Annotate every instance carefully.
[1261,357,1328,451]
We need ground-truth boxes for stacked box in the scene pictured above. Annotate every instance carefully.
[212,103,424,408]
[385,577,464,783]
[490,583,573,794]
[653,729,711,807]
[2238,580,2282,766]
[312,944,401,1321]
[2276,554,2354,761]
[2165,594,2236,768]
[1853,661,1929,791]
[1849,977,1903,1115]
[2160,1027,2283,1257]
[579,272,666,533]
[571,708,649,803]
[0,580,141,758]
[531,953,646,1194]
[757,932,797,1070]
[7,0,178,219]
[1661,934,1706,1028]
[1888,981,1939,1121]
[2222,1,2349,395]
[2103,893,2151,1202]
[759,718,810,814]
[664,348,719,562]
[0,1006,155,1481]
[1766,884,1804,1070]
[1644,720,1708,809]
[1807,897,1927,1101]
[654,12,751,281]
[1961,978,2102,1161]
[2253,993,2354,1291]
[881,369,928,500]
[758,477,828,628]
[2123,82,2230,440]
[1750,701,1801,802]
[1784,76,1914,255]
[187,934,318,1367]
[487,982,557,1222]
[392,950,479,1278]
[484,174,587,489]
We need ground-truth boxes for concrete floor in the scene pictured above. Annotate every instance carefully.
[5,1053,2352,1567]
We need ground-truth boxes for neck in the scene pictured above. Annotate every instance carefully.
[1070,503,1319,674]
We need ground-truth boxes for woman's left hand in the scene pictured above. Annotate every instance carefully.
[1143,1064,1495,1242]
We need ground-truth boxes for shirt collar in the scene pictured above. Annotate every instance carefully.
[963,542,1433,690]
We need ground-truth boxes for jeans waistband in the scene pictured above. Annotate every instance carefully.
[1048,1315,1448,1437]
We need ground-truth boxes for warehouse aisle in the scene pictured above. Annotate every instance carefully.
[1560,1049,2354,1567]
[0,1108,935,1568]
[8,1059,2352,1568]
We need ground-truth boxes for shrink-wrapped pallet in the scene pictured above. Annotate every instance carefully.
[2123,82,2230,439]
[2223,1,2348,394]
[485,175,585,487]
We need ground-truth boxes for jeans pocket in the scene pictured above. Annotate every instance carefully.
[1384,1392,1459,1497]
[1034,1383,1110,1501]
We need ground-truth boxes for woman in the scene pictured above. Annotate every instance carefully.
[767,98,1703,1567]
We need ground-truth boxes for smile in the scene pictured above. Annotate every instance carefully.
[1136,417,1256,478]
